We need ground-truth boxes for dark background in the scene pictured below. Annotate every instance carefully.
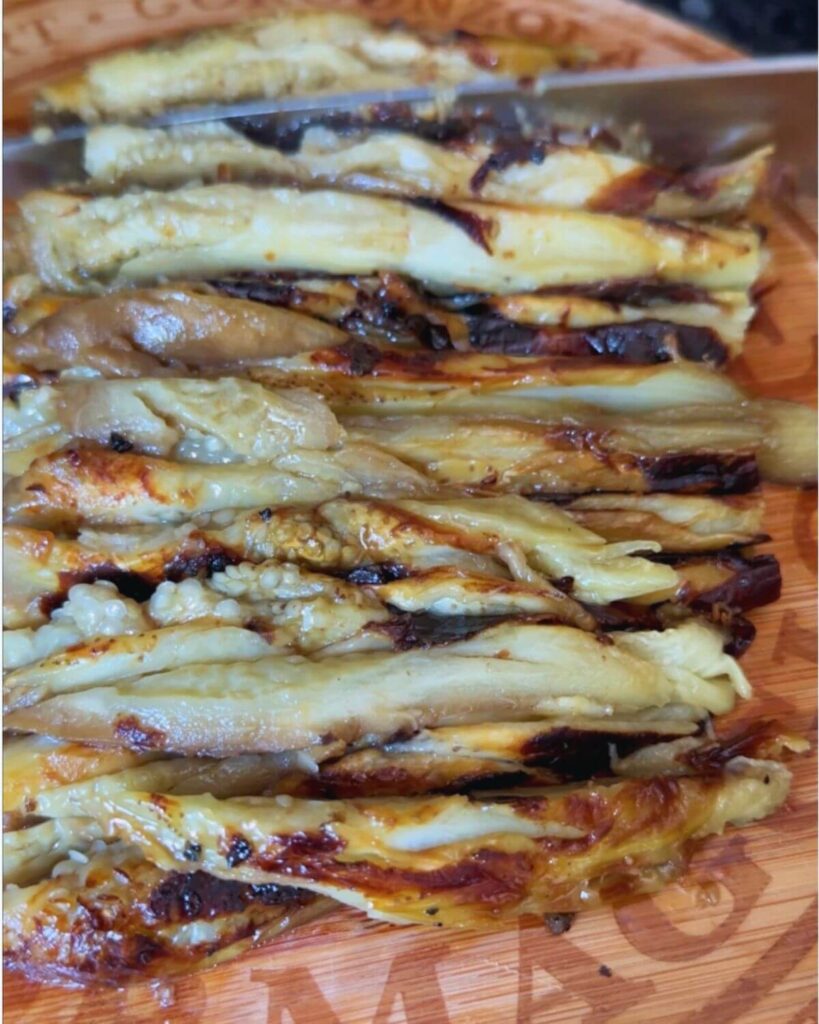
[645,0,817,54]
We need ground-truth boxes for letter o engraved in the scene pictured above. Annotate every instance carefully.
[614,836,770,962]
[507,6,580,45]
[688,899,818,1024]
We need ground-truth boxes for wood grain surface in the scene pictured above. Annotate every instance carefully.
[2,2,816,1021]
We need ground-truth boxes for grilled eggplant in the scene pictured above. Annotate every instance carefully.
[6,619,749,756]
[86,123,771,222]
[4,841,327,983]
[3,734,156,829]
[36,13,586,122]
[54,756,789,927]
[8,186,763,294]
[3,494,682,627]
[4,443,433,528]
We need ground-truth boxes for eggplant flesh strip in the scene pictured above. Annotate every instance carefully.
[2,733,157,829]
[247,349,746,414]
[8,186,762,294]
[3,443,432,528]
[3,377,344,480]
[3,818,104,887]
[55,756,789,927]
[278,718,803,798]
[85,122,770,222]
[23,720,803,820]
[36,13,584,122]
[5,726,799,983]
[2,493,759,629]
[16,719,696,821]
[344,413,761,496]
[3,279,750,377]
[0,490,765,618]
[562,492,766,552]
[3,288,347,378]
[248,354,815,486]
[2,546,774,713]
[278,718,701,798]
[3,492,681,629]
[4,619,749,756]
[209,273,752,360]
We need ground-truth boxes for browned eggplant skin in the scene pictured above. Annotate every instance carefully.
[281,723,689,798]
[211,274,731,364]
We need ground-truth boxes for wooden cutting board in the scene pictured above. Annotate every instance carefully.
[3,2,816,1021]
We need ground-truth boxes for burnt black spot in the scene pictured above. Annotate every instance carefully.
[225,834,253,867]
[403,313,451,351]
[552,576,574,594]
[723,614,756,658]
[148,870,305,925]
[520,725,668,778]
[377,611,517,650]
[43,566,157,617]
[465,313,726,365]
[163,545,240,582]
[247,882,301,905]
[258,507,273,522]
[228,104,476,153]
[4,377,38,405]
[599,964,613,978]
[343,562,410,585]
[109,431,134,453]
[470,138,548,193]
[545,911,575,935]
[683,722,776,775]
[536,277,715,306]
[3,300,17,327]
[337,339,382,376]
[693,553,782,613]
[113,715,167,752]
[183,841,202,862]
[641,453,760,495]
[136,942,160,966]
[209,274,307,307]
[583,601,662,632]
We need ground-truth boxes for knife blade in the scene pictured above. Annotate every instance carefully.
[4,54,816,198]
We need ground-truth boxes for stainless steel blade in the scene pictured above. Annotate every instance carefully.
[4,55,816,196]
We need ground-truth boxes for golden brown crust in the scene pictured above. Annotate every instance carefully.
[4,844,326,985]
[60,756,789,927]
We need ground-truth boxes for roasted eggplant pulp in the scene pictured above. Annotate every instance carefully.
[8,187,763,295]
[45,756,790,928]
[36,13,589,122]
[3,10,810,989]
[85,122,770,223]
[4,837,327,984]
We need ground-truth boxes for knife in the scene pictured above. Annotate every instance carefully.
[4,54,816,199]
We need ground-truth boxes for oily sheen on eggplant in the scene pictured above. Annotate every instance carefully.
[2,10,810,987]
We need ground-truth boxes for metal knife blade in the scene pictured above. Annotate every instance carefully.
[4,54,816,197]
